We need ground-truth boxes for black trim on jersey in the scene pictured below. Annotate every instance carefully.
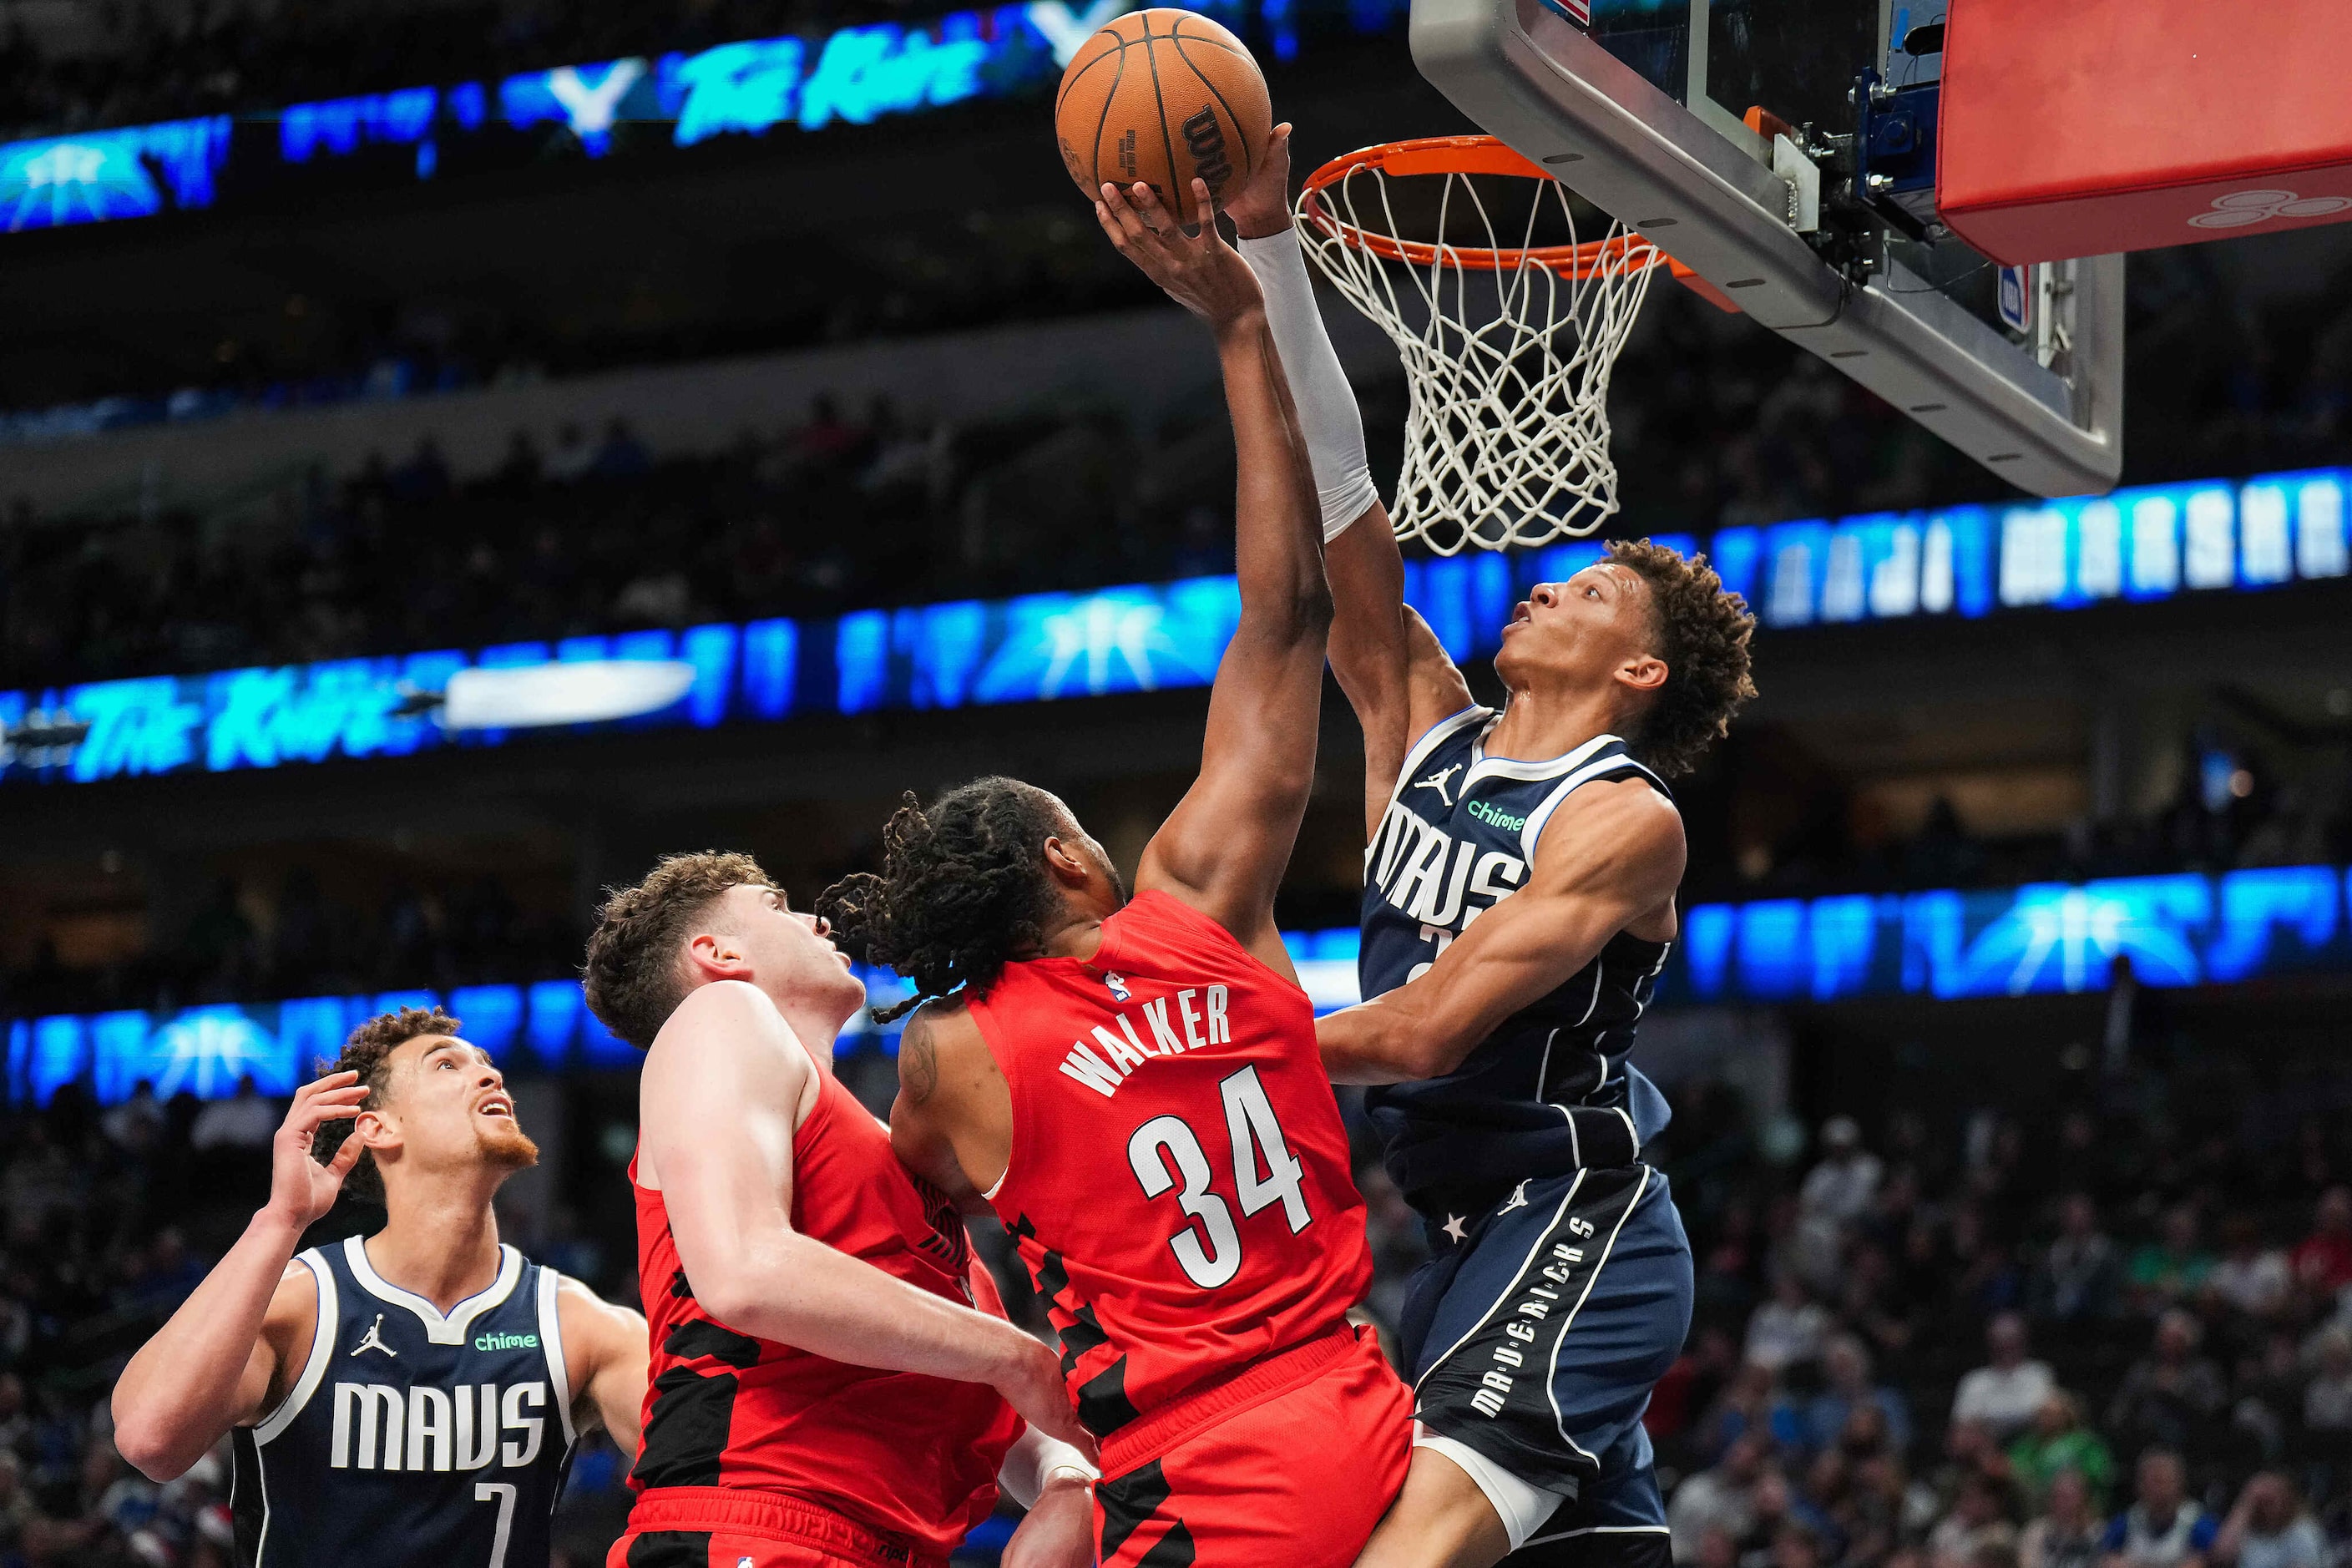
[1507,1519,1672,1568]
[1098,1459,1173,1558]
[625,1530,714,1567]
[631,1364,742,1490]
[1137,1520,1198,1567]
[664,1318,761,1368]
[1078,1354,1142,1436]
[229,1427,266,1565]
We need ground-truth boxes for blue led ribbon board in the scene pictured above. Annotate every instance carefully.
[7,468,2346,788]
[0,0,1414,237]
[4,929,1371,1105]
[11,867,2349,1105]
[1671,864,2350,1005]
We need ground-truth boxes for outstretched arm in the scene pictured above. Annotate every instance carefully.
[640,981,1094,1458]
[112,1073,367,1479]
[1224,130,1474,843]
[557,1277,650,1459]
[1319,779,1684,1084]
[1095,174,1333,972]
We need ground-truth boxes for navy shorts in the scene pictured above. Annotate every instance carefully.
[1399,1165,1692,1565]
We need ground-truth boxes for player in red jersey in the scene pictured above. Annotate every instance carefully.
[581,852,1099,1568]
[817,169,1413,1568]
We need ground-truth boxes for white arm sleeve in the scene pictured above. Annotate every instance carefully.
[996,1424,1098,1509]
[1237,227,1382,542]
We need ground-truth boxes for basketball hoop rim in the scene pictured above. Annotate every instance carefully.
[1297,134,1665,280]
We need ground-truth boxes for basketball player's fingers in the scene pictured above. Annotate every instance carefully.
[293,1069,360,1101]
[1092,199,1131,255]
[1186,179,1216,242]
[1127,180,1176,235]
[326,1129,367,1176]
[290,1087,367,1126]
[1099,181,1151,244]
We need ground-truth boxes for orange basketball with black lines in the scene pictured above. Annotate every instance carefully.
[1054,8,1272,228]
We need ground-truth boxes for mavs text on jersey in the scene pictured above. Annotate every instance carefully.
[1358,709,1693,1560]
[230,1237,577,1567]
[1359,711,1676,1222]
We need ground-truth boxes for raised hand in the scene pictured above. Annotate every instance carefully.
[1095,178,1265,332]
[266,1070,369,1230]
[1224,122,1295,240]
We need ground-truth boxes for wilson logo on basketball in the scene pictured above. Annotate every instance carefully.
[1182,106,1232,194]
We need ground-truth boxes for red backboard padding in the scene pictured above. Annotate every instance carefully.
[1937,0,2352,265]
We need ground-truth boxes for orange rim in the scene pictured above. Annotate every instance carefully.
[1298,134,1665,280]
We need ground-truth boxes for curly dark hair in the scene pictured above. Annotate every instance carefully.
[816,777,1076,1025]
[583,850,771,1050]
[310,1005,460,1200]
[1607,537,1758,776]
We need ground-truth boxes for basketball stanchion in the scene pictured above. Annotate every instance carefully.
[1297,135,1668,556]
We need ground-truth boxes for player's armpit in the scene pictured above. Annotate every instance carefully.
[1325,515,1477,845]
[888,1002,1009,1215]
[1401,605,1478,744]
[1319,778,1683,1085]
[557,1277,649,1459]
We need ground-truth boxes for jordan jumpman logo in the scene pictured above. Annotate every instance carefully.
[351,1313,397,1358]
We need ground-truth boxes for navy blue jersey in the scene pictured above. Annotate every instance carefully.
[230,1237,577,1568]
[1360,707,1676,1216]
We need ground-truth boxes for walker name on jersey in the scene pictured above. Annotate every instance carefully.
[329,1379,549,1472]
[1369,801,1527,933]
[1055,984,1232,1099]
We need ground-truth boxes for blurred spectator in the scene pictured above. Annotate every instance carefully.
[2127,1208,2217,1317]
[99,1080,164,1152]
[2210,1474,2324,1568]
[188,1077,278,1151]
[2021,1469,2107,1568]
[1928,1471,2020,1568]
[2205,1216,2291,1322]
[2289,1189,2352,1298]
[2035,1194,2124,1327]
[1793,1117,1883,1290]
[2009,1393,2117,1508]
[1807,1335,1912,1459]
[2304,1328,2352,1450]
[1670,1430,1773,1560]
[2099,1449,2218,1568]
[1954,1313,2057,1444]
[1749,1272,1834,1374]
[2106,1311,2228,1459]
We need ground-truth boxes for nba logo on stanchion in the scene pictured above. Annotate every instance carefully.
[1536,0,1591,27]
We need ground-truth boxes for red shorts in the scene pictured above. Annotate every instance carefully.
[1094,1324,1414,1568]
[607,1487,951,1568]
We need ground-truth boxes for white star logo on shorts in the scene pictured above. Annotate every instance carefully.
[1442,1213,1468,1243]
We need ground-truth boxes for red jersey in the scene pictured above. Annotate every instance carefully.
[627,1062,1020,1560]
[968,888,1374,1439]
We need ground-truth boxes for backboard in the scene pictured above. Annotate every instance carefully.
[1409,0,2124,497]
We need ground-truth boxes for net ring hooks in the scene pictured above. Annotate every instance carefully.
[1295,134,1668,556]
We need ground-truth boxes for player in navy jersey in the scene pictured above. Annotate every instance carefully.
[112,1005,649,1568]
[1222,133,1758,1568]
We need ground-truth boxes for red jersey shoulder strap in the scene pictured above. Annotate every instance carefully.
[1100,888,1308,1002]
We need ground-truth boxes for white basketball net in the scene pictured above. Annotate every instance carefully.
[1297,149,1662,556]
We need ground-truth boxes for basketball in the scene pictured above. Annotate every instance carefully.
[1054,8,1272,228]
